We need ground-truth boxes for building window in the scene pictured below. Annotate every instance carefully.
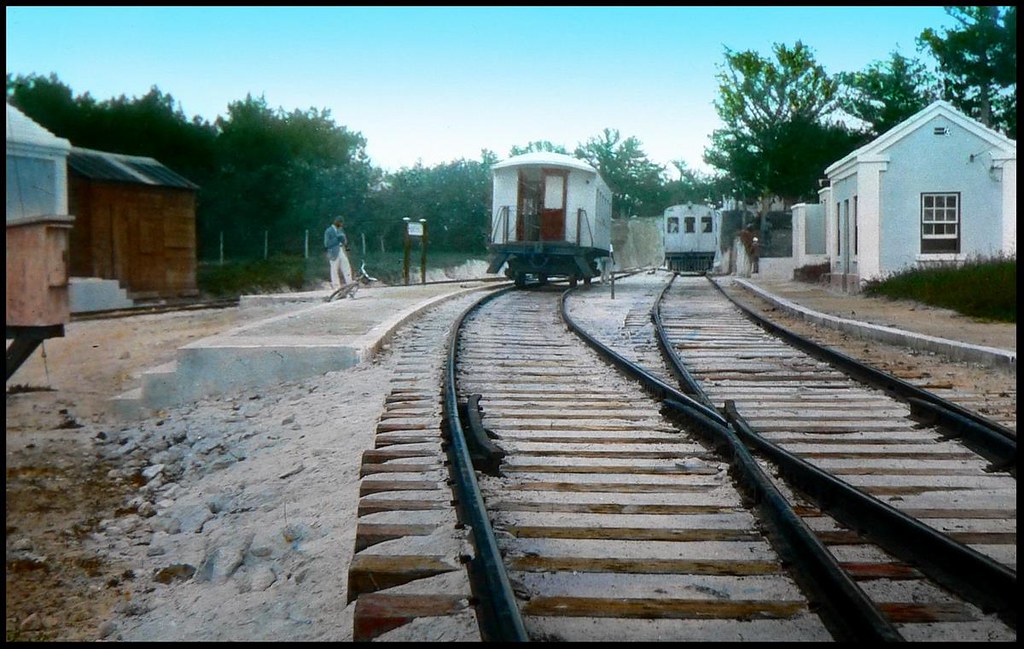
[684,216,695,233]
[667,216,679,233]
[921,192,960,254]
[853,196,858,255]
[701,216,712,233]
[836,202,841,256]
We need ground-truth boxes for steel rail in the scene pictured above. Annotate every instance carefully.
[441,284,529,642]
[560,284,904,643]
[706,277,1017,469]
[653,275,1018,629]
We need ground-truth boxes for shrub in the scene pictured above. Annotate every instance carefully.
[862,254,1015,323]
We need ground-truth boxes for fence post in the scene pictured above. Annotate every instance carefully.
[419,219,428,285]
[304,229,309,259]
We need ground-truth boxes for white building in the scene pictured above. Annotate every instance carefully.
[819,100,1016,292]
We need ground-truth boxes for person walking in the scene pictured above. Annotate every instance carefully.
[324,217,352,289]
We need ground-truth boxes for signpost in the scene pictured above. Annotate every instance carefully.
[403,218,428,285]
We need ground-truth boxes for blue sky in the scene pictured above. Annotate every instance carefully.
[6,6,955,177]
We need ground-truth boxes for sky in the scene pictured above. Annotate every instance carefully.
[6,6,956,178]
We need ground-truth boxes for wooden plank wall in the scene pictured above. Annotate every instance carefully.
[68,176,198,299]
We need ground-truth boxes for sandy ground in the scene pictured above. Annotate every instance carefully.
[4,273,1016,641]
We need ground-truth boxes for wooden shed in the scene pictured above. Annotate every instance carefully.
[67,147,199,300]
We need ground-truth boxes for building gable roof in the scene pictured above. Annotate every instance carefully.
[6,103,71,157]
[826,100,1016,176]
[68,147,199,190]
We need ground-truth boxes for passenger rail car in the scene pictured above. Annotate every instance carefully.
[487,152,612,287]
[663,203,720,273]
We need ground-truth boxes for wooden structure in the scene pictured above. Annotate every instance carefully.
[6,103,74,379]
[67,147,200,300]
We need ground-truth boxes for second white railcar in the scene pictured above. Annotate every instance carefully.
[487,152,612,287]
[663,203,719,272]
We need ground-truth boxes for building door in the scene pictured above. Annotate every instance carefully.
[539,170,566,241]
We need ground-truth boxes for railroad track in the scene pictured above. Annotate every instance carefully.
[350,271,1016,641]
[713,280,1017,434]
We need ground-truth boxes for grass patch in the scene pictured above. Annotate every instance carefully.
[198,250,490,298]
[862,255,1015,323]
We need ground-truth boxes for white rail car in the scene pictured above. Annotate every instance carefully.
[487,152,612,287]
[663,203,719,273]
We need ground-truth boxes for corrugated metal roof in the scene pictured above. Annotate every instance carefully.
[68,147,198,190]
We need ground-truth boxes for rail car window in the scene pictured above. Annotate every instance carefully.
[921,192,960,253]
[543,174,564,209]
[701,216,712,233]
[684,217,695,233]
[667,217,679,233]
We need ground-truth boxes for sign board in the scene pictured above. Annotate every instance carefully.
[407,222,424,237]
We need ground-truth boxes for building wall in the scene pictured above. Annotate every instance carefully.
[68,175,197,299]
[611,216,663,270]
[878,114,1007,274]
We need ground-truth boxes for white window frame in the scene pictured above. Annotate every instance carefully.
[920,192,960,254]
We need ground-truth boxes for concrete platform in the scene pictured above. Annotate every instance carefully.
[111,281,500,418]
[726,276,1016,372]
[69,276,134,313]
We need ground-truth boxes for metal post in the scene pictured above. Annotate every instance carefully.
[304,229,309,259]
[610,244,615,300]
[402,217,411,286]
[419,219,428,285]
[264,230,268,260]
[219,231,224,266]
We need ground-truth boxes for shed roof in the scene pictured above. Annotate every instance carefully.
[826,100,1016,176]
[492,151,598,174]
[68,147,199,190]
[6,103,71,156]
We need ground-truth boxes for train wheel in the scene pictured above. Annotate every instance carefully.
[538,274,548,285]
[569,275,578,288]
[583,276,592,287]
[514,274,526,288]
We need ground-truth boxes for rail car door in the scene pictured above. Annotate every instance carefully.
[516,173,541,242]
[539,170,566,241]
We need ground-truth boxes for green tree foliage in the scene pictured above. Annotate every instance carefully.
[664,161,728,207]
[7,73,217,188]
[918,6,1016,137]
[574,128,668,217]
[508,140,569,156]
[838,52,940,137]
[364,153,494,254]
[704,41,863,209]
[201,95,375,259]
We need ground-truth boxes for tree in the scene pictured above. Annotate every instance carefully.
[364,153,493,254]
[574,128,668,217]
[508,140,568,156]
[704,41,861,209]
[918,6,1016,136]
[838,52,940,137]
[664,161,727,207]
[201,95,374,260]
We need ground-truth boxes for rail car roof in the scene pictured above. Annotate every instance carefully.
[492,151,598,174]
[68,147,199,190]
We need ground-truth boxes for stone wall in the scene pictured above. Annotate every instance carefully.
[611,216,664,270]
